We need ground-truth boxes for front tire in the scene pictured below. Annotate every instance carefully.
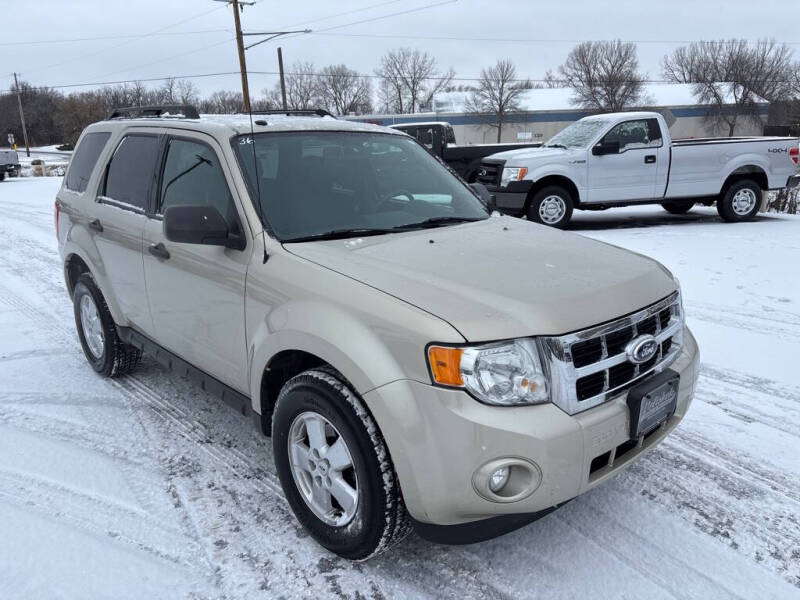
[272,368,410,560]
[73,273,141,377]
[717,180,762,222]
[527,186,574,229]
[661,201,694,215]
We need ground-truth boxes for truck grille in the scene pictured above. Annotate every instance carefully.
[475,161,503,186]
[542,292,683,415]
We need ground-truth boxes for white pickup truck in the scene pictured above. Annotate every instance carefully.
[477,111,800,228]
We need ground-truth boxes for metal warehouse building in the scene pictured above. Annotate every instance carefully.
[352,83,769,144]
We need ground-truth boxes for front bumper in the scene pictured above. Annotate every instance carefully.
[364,326,699,533]
[486,180,531,215]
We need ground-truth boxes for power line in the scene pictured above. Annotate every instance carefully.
[313,32,800,45]
[3,70,799,96]
[22,4,229,79]
[278,0,403,29]
[272,0,460,45]
[0,29,231,47]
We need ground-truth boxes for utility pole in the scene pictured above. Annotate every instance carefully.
[12,73,30,157]
[277,47,288,111]
[222,0,251,113]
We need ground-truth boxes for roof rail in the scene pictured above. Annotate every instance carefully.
[251,108,337,119]
[107,105,200,120]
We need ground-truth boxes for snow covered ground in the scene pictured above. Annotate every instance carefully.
[1,177,799,599]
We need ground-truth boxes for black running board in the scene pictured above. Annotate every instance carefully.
[117,326,257,426]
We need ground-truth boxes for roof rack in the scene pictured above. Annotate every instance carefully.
[107,105,200,120]
[251,108,336,119]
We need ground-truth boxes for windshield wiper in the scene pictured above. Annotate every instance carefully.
[283,217,486,242]
[283,228,400,243]
[391,216,486,230]
[545,143,567,149]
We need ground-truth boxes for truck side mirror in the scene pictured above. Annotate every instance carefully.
[470,182,496,212]
[592,141,620,156]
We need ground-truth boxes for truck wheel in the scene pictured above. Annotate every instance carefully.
[717,180,762,222]
[661,201,694,215]
[527,186,573,229]
[73,273,141,377]
[272,367,411,560]
[0,172,5,182]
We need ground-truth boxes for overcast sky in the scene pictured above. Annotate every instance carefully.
[6,0,799,97]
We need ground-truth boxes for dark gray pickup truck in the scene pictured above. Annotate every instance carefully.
[0,150,21,181]
[389,121,541,182]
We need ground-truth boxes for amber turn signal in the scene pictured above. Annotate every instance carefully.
[428,346,464,386]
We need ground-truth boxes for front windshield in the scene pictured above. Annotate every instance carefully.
[234,131,489,241]
[545,119,610,149]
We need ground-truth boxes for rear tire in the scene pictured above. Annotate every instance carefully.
[527,185,574,229]
[661,201,694,215]
[272,367,411,560]
[73,273,141,377]
[717,180,762,222]
[0,172,5,182]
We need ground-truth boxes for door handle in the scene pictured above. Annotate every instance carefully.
[88,219,103,232]
[148,242,170,260]
[645,155,657,164]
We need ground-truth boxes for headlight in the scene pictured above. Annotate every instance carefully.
[427,339,550,406]
[500,167,528,188]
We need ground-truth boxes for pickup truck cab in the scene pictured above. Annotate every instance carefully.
[57,105,698,561]
[478,111,800,228]
[389,121,541,181]
[0,149,21,181]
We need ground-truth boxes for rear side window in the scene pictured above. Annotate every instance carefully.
[65,132,110,193]
[103,135,160,210]
[159,139,233,219]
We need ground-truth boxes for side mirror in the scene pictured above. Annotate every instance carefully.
[163,205,243,250]
[470,182,496,212]
[592,140,620,156]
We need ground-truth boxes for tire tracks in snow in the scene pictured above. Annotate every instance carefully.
[0,238,510,599]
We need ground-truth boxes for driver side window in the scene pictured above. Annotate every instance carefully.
[601,119,662,152]
[159,139,235,221]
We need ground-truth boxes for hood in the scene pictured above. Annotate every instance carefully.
[486,146,576,163]
[284,217,677,342]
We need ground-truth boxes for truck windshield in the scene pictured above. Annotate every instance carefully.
[546,119,610,149]
[234,131,489,242]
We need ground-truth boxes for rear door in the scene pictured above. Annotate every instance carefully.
[141,132,250,392]
[92,132,160,331]
[586,118,666,203]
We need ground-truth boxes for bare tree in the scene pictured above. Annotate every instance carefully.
[663,39,795,136]
[264,61,321,110]
[176,79,200,105]
[540,69,563,89]
[317,65,372,115]
[199,90,245,113]
[375,48,454,113]
[465,60,530,142]
[558,40,646,112]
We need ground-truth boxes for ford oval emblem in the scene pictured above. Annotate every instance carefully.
[625,334,659,364]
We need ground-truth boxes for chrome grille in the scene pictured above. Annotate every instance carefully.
[542,292,684,415]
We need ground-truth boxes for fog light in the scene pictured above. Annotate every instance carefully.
[489,466,510,492]
[472,457,542,503]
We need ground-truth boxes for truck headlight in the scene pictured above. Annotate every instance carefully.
[427,339,550,406]
[500,167,528,188]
